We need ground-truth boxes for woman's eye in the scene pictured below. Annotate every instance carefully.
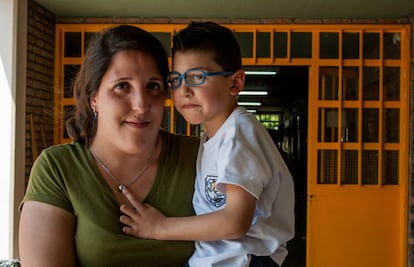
[114,82,129,91]
[147,82,164,94]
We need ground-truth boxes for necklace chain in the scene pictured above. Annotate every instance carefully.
[89,145,156,192]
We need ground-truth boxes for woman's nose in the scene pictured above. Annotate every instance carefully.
[131,89,150,112]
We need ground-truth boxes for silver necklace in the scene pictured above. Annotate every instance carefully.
[89,145,156,192]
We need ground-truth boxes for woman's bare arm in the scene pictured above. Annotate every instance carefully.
[19,201,76,267]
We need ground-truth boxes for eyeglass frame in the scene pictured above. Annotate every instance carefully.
[167,68,233,89]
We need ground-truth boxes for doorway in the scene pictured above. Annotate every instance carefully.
[242,66,309,267]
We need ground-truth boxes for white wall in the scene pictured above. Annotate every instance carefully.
[0,0,27,260]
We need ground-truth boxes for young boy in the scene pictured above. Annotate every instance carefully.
[120,22,295,267]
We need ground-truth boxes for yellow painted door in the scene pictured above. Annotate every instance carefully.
[307,62,408,267]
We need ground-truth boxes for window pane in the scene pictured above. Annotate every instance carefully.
[342,108,358,142]
[320,32,339,59]
[384,67,400,100]
[383,32,401,59]
[363,67,379,100]
[234,32,253,58]
[362,108,379,142]
[383,150,399,185]
[64,32,81,57]
[319,67,339,100]
[274,32,288,58]
[384,109,399,143]
[151,32,172,57]
[362,150,378,184]
[84,32,98,54]
[318,108,338,142]
[341,150,358,184]
[343,67,359,100]
[63,65,80,98]
[363,32,379,59]
[291,32,312,58]
[256,32,270,58]
[318,150,338,184]
[63,105,75,139]
[343,32,360,59]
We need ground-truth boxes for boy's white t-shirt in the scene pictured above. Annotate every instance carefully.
[188,107,295,267]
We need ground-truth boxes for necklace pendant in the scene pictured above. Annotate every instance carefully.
[118,184,126,192]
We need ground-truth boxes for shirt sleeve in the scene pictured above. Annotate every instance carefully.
[21,149,74,214]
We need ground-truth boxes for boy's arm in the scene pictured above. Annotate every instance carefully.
[120,184,256,241]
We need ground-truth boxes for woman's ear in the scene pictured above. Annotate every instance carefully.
[90,94,97,110]
[229,69,245,96]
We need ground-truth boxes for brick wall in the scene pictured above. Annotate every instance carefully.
[26,0,55,184]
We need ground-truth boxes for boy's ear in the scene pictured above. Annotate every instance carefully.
[229,69,245,96]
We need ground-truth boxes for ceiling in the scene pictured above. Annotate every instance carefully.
[35,0,414,19]
[34,0,413,113]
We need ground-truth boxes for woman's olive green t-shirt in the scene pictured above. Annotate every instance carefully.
[22,130,199,267]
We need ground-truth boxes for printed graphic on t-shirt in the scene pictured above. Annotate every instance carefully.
[204,175,226,208]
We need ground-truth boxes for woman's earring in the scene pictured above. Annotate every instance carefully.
[92,107,98,120]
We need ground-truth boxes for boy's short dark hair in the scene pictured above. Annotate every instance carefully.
[172,21,242,73]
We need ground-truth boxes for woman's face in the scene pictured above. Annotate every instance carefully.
[91,50,166,153]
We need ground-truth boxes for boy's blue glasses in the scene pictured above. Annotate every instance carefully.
[167,68,233,89]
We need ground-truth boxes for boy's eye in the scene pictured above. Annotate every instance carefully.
[188,73,204,83]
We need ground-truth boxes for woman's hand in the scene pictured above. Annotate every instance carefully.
[119,188,167,240]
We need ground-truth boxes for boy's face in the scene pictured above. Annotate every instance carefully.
[171,50,243,136]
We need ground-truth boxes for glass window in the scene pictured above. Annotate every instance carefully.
[383,32,401,59]
[274,32,288,58]
[151,32,172,57]
[363,32,379,59]
[64,32,81,57]
[234,32,253,58]
[84,32,99,53]
[256,32,271,58]
[318,108,338,142]
[343,67,359,100]
[363,67,379,100]
[343,32,360,59]
[63,105,75,139]
[320,32,339,59]
[291,32,312,58]
[64,65,80,98]
[319,67,339,100]
[362,108,379,143]
[383,67,400,100]
[342,108,358,142]
[384,108,399,143]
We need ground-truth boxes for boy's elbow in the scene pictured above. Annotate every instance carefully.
[225,221,251,239]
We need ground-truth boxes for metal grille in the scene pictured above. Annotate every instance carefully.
[318,150,338,184]
[341,150,358,184]
[362,150,379,185]
[383,151,399,185]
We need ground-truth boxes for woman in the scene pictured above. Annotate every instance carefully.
[19,25,198,267]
